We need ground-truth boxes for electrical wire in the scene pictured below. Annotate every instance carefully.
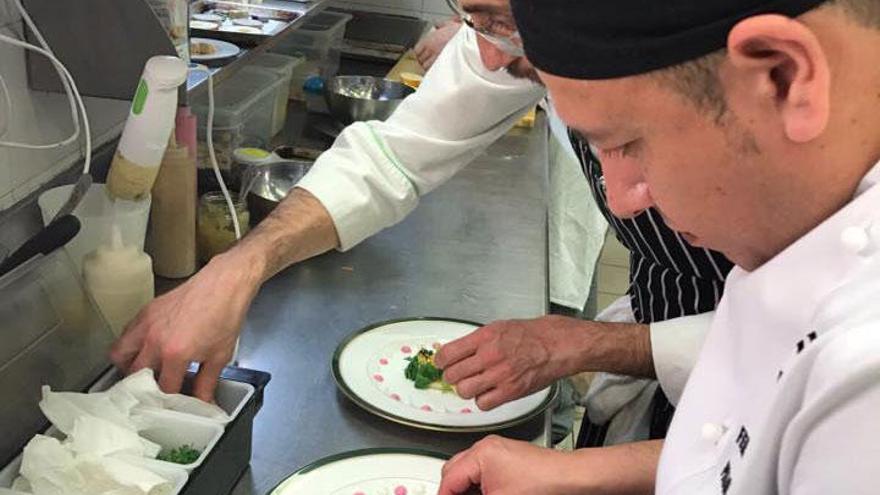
[0,0,91,175]
[191,64,241,241]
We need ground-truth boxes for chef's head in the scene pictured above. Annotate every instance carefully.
[449,0,539,82]
[510,0,880,270]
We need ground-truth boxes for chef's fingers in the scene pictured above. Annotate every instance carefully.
[192,358,226,403]
[474,387,513,412]
[423,52,440,71]
[443,354,484,384]
[435,329,486,368]
[110,315,149,372]
[157,353,189,394]
[438,450,481,495]
[455,365,508,403]
[128,344,161,377]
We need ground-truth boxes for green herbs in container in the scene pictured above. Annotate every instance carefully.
[157,444,202,465]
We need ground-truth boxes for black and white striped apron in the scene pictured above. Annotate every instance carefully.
[568,131,735,446]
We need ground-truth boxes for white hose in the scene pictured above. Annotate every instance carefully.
[191,65,241,241]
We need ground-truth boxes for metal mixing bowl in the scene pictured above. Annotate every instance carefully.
[324,76,415,124]
[242,160,313,223]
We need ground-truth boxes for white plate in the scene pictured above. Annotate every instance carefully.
[270,449,446,495]
[192,13,225,23]
[333,318,556,432]
[190,20,219,30]
[189,37,240,62]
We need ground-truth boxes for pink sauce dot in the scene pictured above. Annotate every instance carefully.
[420,405,432,412]
[354,492,366,495]
[390,393,401,401]
[373,374,384,382]
[460,408,473,414]
[394,486,408,495]
[401,345,412,354]
[379,358,389,365]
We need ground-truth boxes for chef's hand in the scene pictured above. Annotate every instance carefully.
[415,19,462,70]
[439,437,662,495]
[434,316,584,410]
[438,436,576,495]
[110,252,262,402]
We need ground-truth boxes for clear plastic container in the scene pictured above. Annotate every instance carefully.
[191,65,287,148]
[247,53,302,135]
[271,11,352,80]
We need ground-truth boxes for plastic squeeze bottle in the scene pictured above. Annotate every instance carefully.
[82,225,155,336]
[106,55,189,201]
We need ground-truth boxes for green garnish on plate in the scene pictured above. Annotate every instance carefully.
[404,348,454,392]
[157,444,202,465]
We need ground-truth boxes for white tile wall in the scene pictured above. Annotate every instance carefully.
[0,0,129,211]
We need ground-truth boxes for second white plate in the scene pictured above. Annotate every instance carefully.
[332,317,556,432]
[189,37,241,62]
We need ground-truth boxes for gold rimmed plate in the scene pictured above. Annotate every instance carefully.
[332,317,557,433]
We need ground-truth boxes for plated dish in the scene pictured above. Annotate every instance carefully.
[269,448,447,495]
[189,37,241,61]
[332,317,557,432]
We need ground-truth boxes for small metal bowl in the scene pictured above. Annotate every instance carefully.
[242,160,313,223]
[324,76,415,125]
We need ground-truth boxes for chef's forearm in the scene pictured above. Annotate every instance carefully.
[564,440,661,494]
[567,318,656,379]
[223,187,340,283]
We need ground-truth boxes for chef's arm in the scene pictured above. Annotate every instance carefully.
[564,313,712,385]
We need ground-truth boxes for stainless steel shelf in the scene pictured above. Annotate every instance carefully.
[186,0,335,96]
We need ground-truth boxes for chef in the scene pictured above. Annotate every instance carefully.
[438,0,880,493]
[112,0,731,450]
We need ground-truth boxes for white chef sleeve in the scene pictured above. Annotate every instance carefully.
[782,325,880,495]
[650,312,714,405]
[296,27,546,250]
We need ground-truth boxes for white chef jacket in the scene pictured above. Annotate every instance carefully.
[296,27,710,413]
[657,162,880,494]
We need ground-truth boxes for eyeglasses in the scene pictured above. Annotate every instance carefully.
[445,0,525,57]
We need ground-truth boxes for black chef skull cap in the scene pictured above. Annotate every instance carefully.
[509,0,827,79]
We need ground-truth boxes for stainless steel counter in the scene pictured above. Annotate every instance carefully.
[230,115,550,494]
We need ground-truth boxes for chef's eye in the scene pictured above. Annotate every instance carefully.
[598,141,639,160]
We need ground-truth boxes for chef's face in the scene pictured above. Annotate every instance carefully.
[541,70,779,269]
[457,0,540,82]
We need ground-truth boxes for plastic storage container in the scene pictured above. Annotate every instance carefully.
[271,11,352,83]
[247,53,302,135]
[38,183,151,272]
[191,65,288,167]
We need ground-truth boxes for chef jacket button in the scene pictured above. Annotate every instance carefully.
[702,422,727,443]
[841,226,872,256]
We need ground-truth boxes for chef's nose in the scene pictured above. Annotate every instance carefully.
[602,159,654,219]
[477,36,518,72]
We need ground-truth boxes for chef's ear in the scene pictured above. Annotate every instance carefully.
[725,14,830,143]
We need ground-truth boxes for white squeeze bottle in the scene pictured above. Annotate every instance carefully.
[106,55,189,201]
[83,225,155,336]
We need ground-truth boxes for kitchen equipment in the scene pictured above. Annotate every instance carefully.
[106,55,189,201]
[197,192,250,263]
[0,215,80,279]
[145,0,189,62]
[38,183,151,273]
[333,318,557,432]
[82,225,154,337]
[269,448,447,494]
[147,136,198,279]
[247,53,302,135]
[242,159,312,223]
[271,10,352,80]
[50,173,93,224]
[324,76,415,124]
[189,37,241,62]
[191,65,287,153]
